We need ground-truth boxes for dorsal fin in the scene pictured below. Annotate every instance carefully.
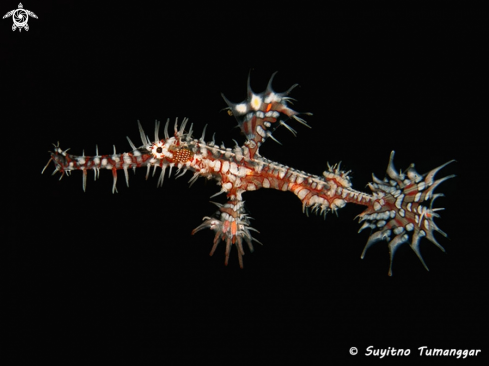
[221,72,312,159]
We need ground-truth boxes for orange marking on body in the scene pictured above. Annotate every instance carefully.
[172,148,193,164]
[265,103,272,112]
[231,221,237,236]
[223,220,230,233]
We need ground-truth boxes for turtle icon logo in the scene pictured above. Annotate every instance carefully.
[3,3,38,32]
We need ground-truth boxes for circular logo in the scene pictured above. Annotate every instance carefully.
[12,9,28,27]
[350,347,358,356]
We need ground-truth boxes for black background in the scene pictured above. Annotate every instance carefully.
[2,1,485,364]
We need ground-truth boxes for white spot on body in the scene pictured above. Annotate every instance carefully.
[332,198,346,209]
[223,182,233,191]
[235,103,247,114]
[250,94,262,110]
[308,196,317,205]
[395,194,405,209]
[123,154,132,165]
[298,189,309,200]
[229,162,239,175]
[264,93,280,103]
[222,161,230,174]
[247,183,257,191]
[393,227,404,235]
